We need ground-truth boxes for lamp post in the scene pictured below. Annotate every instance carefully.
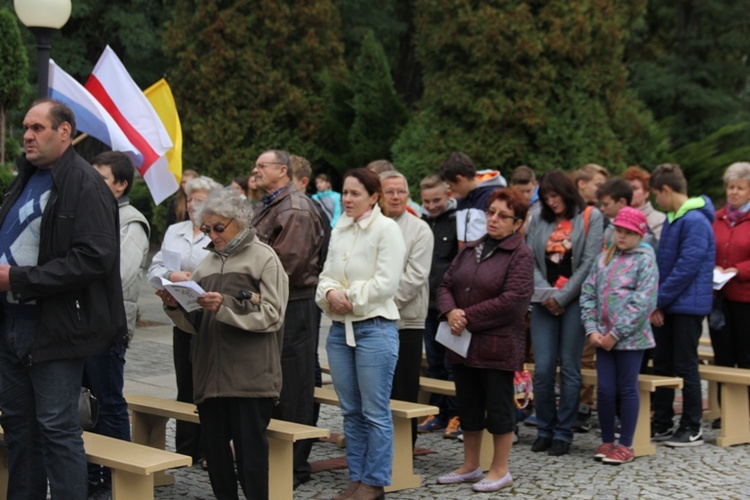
[14,0,72,98]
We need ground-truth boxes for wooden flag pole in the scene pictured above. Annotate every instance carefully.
[72,133,89,146]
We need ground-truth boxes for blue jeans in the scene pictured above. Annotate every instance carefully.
[326,317,398,487]
[84,343,131,486]
[530,301,585,443]
[0,316,87,500]
[596,349,644,447]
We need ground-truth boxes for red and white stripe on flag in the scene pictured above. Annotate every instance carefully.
[85,46,178,205]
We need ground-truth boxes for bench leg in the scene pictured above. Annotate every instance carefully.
[704,381,721,420]
[716,383,750,447]
[632,388,656,457]
[130,412,175,486]
[267,437,293,500]
[111,470,154,500]
[385,417,421,493]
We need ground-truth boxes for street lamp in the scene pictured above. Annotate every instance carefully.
[14,0,72,98]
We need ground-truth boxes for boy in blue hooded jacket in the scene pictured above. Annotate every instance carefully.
[649,163,715,447]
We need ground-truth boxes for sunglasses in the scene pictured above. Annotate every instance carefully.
[200,218,234,234]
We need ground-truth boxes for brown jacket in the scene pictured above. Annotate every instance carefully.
[166,229,289,405]
[251,183,324,300]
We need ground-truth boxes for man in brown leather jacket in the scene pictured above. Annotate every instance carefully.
[251,149,325,487]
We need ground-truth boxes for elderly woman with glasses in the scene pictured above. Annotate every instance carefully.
[159,187,289,500]
[435,188,533,493]
[148,175,222,464]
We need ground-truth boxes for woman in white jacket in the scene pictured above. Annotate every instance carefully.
[316,168,406,500]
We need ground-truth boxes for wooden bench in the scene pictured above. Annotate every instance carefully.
[126,394,329,500]
[314,386,437,493]
[697,365,750,447]
[524,364,682,457]
[0,428,191,500]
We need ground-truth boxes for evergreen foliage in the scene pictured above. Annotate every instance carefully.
[165,0,345,180]
[393,0,666,187]
[0,8,28,162]
[347,30,408,168]
[628,0,750,148]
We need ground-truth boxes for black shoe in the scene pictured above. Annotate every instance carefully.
[572,403,592,433]
[712,418,721,430]
[664,427,703,447]
[531,436,552,452]
[651,424,674,441]
[548,439,571,456]
[293,474,311,490]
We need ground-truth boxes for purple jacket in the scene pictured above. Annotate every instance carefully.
[437,232,534,371]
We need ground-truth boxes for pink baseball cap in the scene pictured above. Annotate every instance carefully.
[612,206,648,236]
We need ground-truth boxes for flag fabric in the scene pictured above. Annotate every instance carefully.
[144,79,183,184]
[85,45,178,205]
[47,60,142,166]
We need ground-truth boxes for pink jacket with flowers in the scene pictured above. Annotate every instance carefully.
[580,244,658,350]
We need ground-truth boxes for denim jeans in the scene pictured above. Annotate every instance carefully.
[596,349,644,447]
[652,313,703,431]
[326,317,399,487]
[530,300,585,443]
[83,343,131,487]
[0,316,87,500]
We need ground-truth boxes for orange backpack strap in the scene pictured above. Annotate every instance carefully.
[583,205,594,236]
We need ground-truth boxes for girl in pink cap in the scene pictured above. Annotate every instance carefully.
[580,206,659,464]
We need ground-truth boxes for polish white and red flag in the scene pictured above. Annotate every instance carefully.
[85,45,178,204]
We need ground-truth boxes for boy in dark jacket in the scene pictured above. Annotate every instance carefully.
[417,175,460,437]
[649,164,715,447]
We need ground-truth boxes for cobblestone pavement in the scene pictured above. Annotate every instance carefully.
[128,281,750,499]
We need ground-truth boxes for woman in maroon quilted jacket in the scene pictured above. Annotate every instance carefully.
[436,188,534,493]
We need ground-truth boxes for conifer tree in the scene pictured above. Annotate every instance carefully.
[348,30,408,167]
[165,0,345,179]
[393,0,664,184]
[0,8,28,162]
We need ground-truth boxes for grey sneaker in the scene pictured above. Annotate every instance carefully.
[651,425,674,441]
[664,427,703,447]
[573,403,592,433]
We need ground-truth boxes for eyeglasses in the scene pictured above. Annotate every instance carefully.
[200,218,234,234]
[255,162,284,169]
[384,190,409,197]
[486,211,519,221]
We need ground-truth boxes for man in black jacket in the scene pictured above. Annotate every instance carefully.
[0,99,126,499]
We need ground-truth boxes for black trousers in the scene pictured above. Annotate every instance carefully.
[272,298,319,481]
[390,328,423,446]
[199,397,274,500]
[173,327,201,461]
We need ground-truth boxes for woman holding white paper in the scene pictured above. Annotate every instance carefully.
[711,162,750,391]
[160,187,288,500]
[148,175,221,463]
[436,188,533,493]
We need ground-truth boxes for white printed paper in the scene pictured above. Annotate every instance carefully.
[713,269,737,290]
[162,249,182,272]
[436,321,472,358]
[148,276,206,312]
